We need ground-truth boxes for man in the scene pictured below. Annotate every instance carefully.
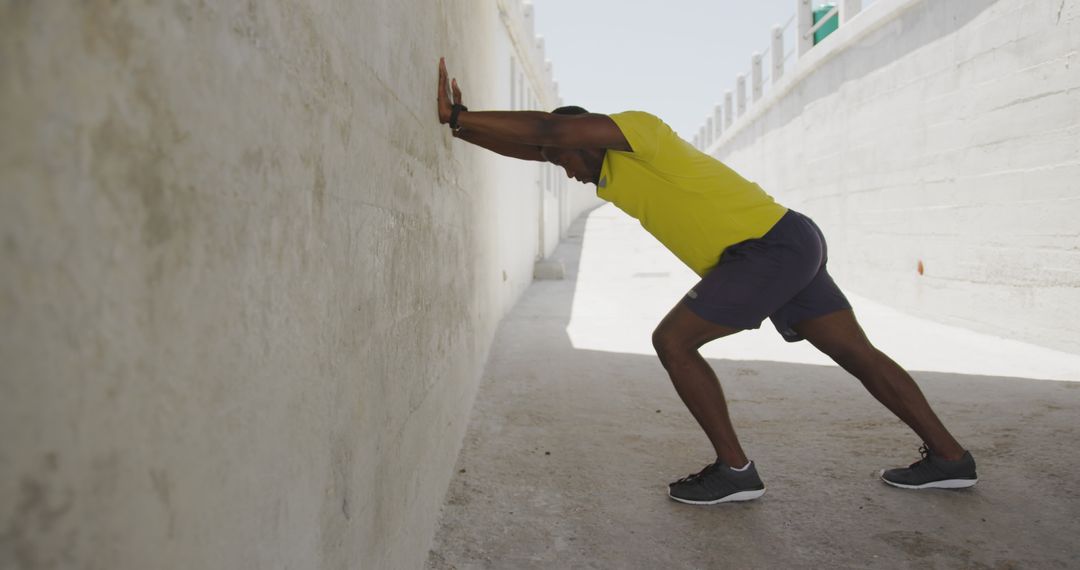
[436,58,977,505]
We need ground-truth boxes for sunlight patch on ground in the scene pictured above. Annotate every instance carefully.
[566,205,1080,382]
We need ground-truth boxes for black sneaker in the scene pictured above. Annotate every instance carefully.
[668,459,766,505]
[880,445,978,489]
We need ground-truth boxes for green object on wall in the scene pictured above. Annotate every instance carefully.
[813,3,839,44]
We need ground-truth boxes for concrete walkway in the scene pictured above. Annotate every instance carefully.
[427,205,1080,569]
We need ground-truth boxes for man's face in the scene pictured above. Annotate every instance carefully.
[540,146,592,184]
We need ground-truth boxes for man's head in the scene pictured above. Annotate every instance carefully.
[540,106,606,185]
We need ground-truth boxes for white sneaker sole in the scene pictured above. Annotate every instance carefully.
[879,470,978,489]
[667,487,766,505]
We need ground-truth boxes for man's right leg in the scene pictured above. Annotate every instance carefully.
[790,309,964,458]
[791,308,978,488]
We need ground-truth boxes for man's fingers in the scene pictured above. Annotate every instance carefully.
[438,65,452,103]
[451,78,462,104]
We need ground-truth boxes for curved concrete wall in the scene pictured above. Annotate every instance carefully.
[0,1,596,568]
[710,0,1080,354]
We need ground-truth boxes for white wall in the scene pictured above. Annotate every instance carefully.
[709,0,1080,354]
[0,1,594,568]
[489,0,599,310]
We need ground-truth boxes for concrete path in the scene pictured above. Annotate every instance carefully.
[427,205,1080,569]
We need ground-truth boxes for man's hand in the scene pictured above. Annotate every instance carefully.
[437,58,464,124]
[438,56,629,152]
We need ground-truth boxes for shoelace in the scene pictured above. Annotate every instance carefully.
[908,443,932,469]
[674,460,723,485]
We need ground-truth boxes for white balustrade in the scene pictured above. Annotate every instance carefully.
[797,0,813,57]
[724,91,734,128]
[523,3,535,40]
[840,0,862,24]
[751,53,763,102]
[771,25,785,84]
[736,74,746,117]
[697,0,865,145]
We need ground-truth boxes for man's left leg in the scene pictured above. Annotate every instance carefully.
[653,303,745,467]
[791,309,978,488]
[653,302,768,504]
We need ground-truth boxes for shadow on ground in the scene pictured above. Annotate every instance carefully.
[427,211,1080,569]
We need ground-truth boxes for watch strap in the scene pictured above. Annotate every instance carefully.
[449,104,468,131]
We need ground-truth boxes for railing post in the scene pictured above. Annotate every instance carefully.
[797,0,813,57]
[694,133,701,149]
[705,117,714,147]
[544,59,553,102]
[510,57,517,110]
[713,104,724,140]
[840,0,862,24]
[771,25,784,83]
[724,91,734,128]
[523,3,535,42]
[736,74,746,117]
[751,53,763,103]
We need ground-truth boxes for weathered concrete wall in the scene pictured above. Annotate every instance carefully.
[0,1,594,568]
[709,0,1080,354]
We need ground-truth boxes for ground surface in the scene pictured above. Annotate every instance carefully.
[427,205,1080,569]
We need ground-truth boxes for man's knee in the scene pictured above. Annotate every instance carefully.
[651,325,672,356]
[653,303,739,368]
[651,325,688,366]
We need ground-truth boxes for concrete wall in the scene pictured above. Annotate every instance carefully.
[708,0,1080,354]
[486,0,598,312]
[0,1,596,568]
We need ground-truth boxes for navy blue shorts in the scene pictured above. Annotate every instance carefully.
[682,209,852,342]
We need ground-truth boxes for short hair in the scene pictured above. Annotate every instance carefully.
[551,105,589,115]
[541,106,590,154]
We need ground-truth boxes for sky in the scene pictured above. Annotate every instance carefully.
[532,0,798,140]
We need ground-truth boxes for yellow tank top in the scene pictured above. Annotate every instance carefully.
[598,111,788,276]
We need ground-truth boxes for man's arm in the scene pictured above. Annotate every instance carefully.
[452,128,545,162]
[438,58,630,152]
[455,111,631,152]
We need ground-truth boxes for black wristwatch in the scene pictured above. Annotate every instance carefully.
[449,104,468,131]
